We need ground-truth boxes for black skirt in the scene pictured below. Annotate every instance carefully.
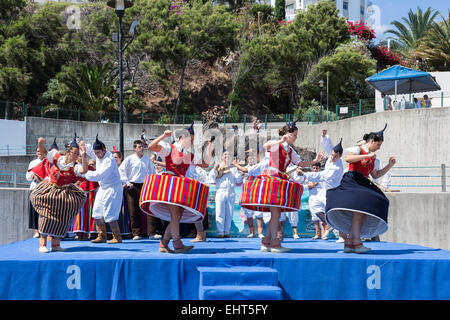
[325,171,389,238]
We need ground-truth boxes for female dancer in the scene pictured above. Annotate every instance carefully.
[140,124,213,253]
[325,124,396,253]
[30,135,87,253]
[240,119,323,252]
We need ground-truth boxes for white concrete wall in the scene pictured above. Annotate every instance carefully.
[0,188,33,245]
[382,193,450,250]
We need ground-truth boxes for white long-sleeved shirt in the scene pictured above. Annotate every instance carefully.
[26,158,44,190]
[83,144,121,187]
[302,135,344,191]
[119,153,156,185]
[209,165,243,191]
[374,158,392,189]
[247,156,270,177]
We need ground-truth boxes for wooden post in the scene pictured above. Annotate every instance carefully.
[442,164,447,192]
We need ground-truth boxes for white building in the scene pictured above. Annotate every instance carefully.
[277,0,371,22]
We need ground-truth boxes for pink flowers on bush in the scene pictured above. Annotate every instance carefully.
[276,20,292,27]
[347,20,375,41]
[370,44,402,66]
[168,0,186,14]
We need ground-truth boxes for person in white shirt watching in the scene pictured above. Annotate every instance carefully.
[119,140,159,240]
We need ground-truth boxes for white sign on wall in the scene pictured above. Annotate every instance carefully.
[0,119,26,155]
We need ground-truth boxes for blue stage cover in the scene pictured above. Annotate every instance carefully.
[0,238,449,300]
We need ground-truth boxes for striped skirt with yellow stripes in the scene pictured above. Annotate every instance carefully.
[240,169,303,212]
[139,173,209,223]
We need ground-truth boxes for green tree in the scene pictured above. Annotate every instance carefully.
[233,0,349,112]
[42,64,116,117]
[385,7,439,50]
[1,2,72,103]
[301,41,376,109]
[414,11,450,71]
[0,67,31,119]
[135,0,238,121]
[274,0,285,21]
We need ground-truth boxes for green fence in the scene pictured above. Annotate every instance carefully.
[0,99,377,126]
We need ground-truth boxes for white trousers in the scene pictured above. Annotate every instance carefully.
[215,189,235,235]
[92,182,123,223]
[243,208,263,219]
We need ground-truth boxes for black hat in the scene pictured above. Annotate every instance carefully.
[93,134,106,150]
[70,133,79,148]
[375,123,387,141]
[286,117,301,131]
[332,138,343,155]
[49,138,58,151]
[185,122,195,135]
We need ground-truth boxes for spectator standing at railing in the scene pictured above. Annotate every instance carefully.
[423,95,432,108]
[414,98,422,109]
[381,93,392,111]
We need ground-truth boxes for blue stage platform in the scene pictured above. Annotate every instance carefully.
[0,238,449,300]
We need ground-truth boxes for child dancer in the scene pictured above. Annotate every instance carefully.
[209,150,243,238]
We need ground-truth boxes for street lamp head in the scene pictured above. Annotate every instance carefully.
[107,0,134,11]
[129,19,138,37]
[319,80,324,88]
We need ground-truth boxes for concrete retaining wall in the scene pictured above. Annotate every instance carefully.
[0,188,34,245]
[382,193,450,250]
[1,188,448,250]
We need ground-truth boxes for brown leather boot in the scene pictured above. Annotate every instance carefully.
[190,231,206,242]
[108,221,122,244]
[91,220,107,243]
[173,239,193,253]
[159,238,174,253]
[261,236,271,252]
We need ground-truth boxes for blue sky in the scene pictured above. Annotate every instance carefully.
[371,0,449,42]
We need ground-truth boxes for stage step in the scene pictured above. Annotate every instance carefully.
[197,266,282,300]
[200,285,282,300]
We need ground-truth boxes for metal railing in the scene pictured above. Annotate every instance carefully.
[0,98,377,126]
[388,165,448,192]
[2,165,448,192]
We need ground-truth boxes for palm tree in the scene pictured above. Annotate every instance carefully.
[414,11,450,71]
[385,7,439,50]
[60,63,116,116]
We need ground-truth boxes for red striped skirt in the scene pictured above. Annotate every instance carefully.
[30,180,86,238]
[139,173,209,223]
[239,169,303,212]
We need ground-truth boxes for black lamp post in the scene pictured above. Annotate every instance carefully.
[319,79,324,123]
[107,0,134,155]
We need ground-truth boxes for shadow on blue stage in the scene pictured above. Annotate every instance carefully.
[0,237,449,300]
